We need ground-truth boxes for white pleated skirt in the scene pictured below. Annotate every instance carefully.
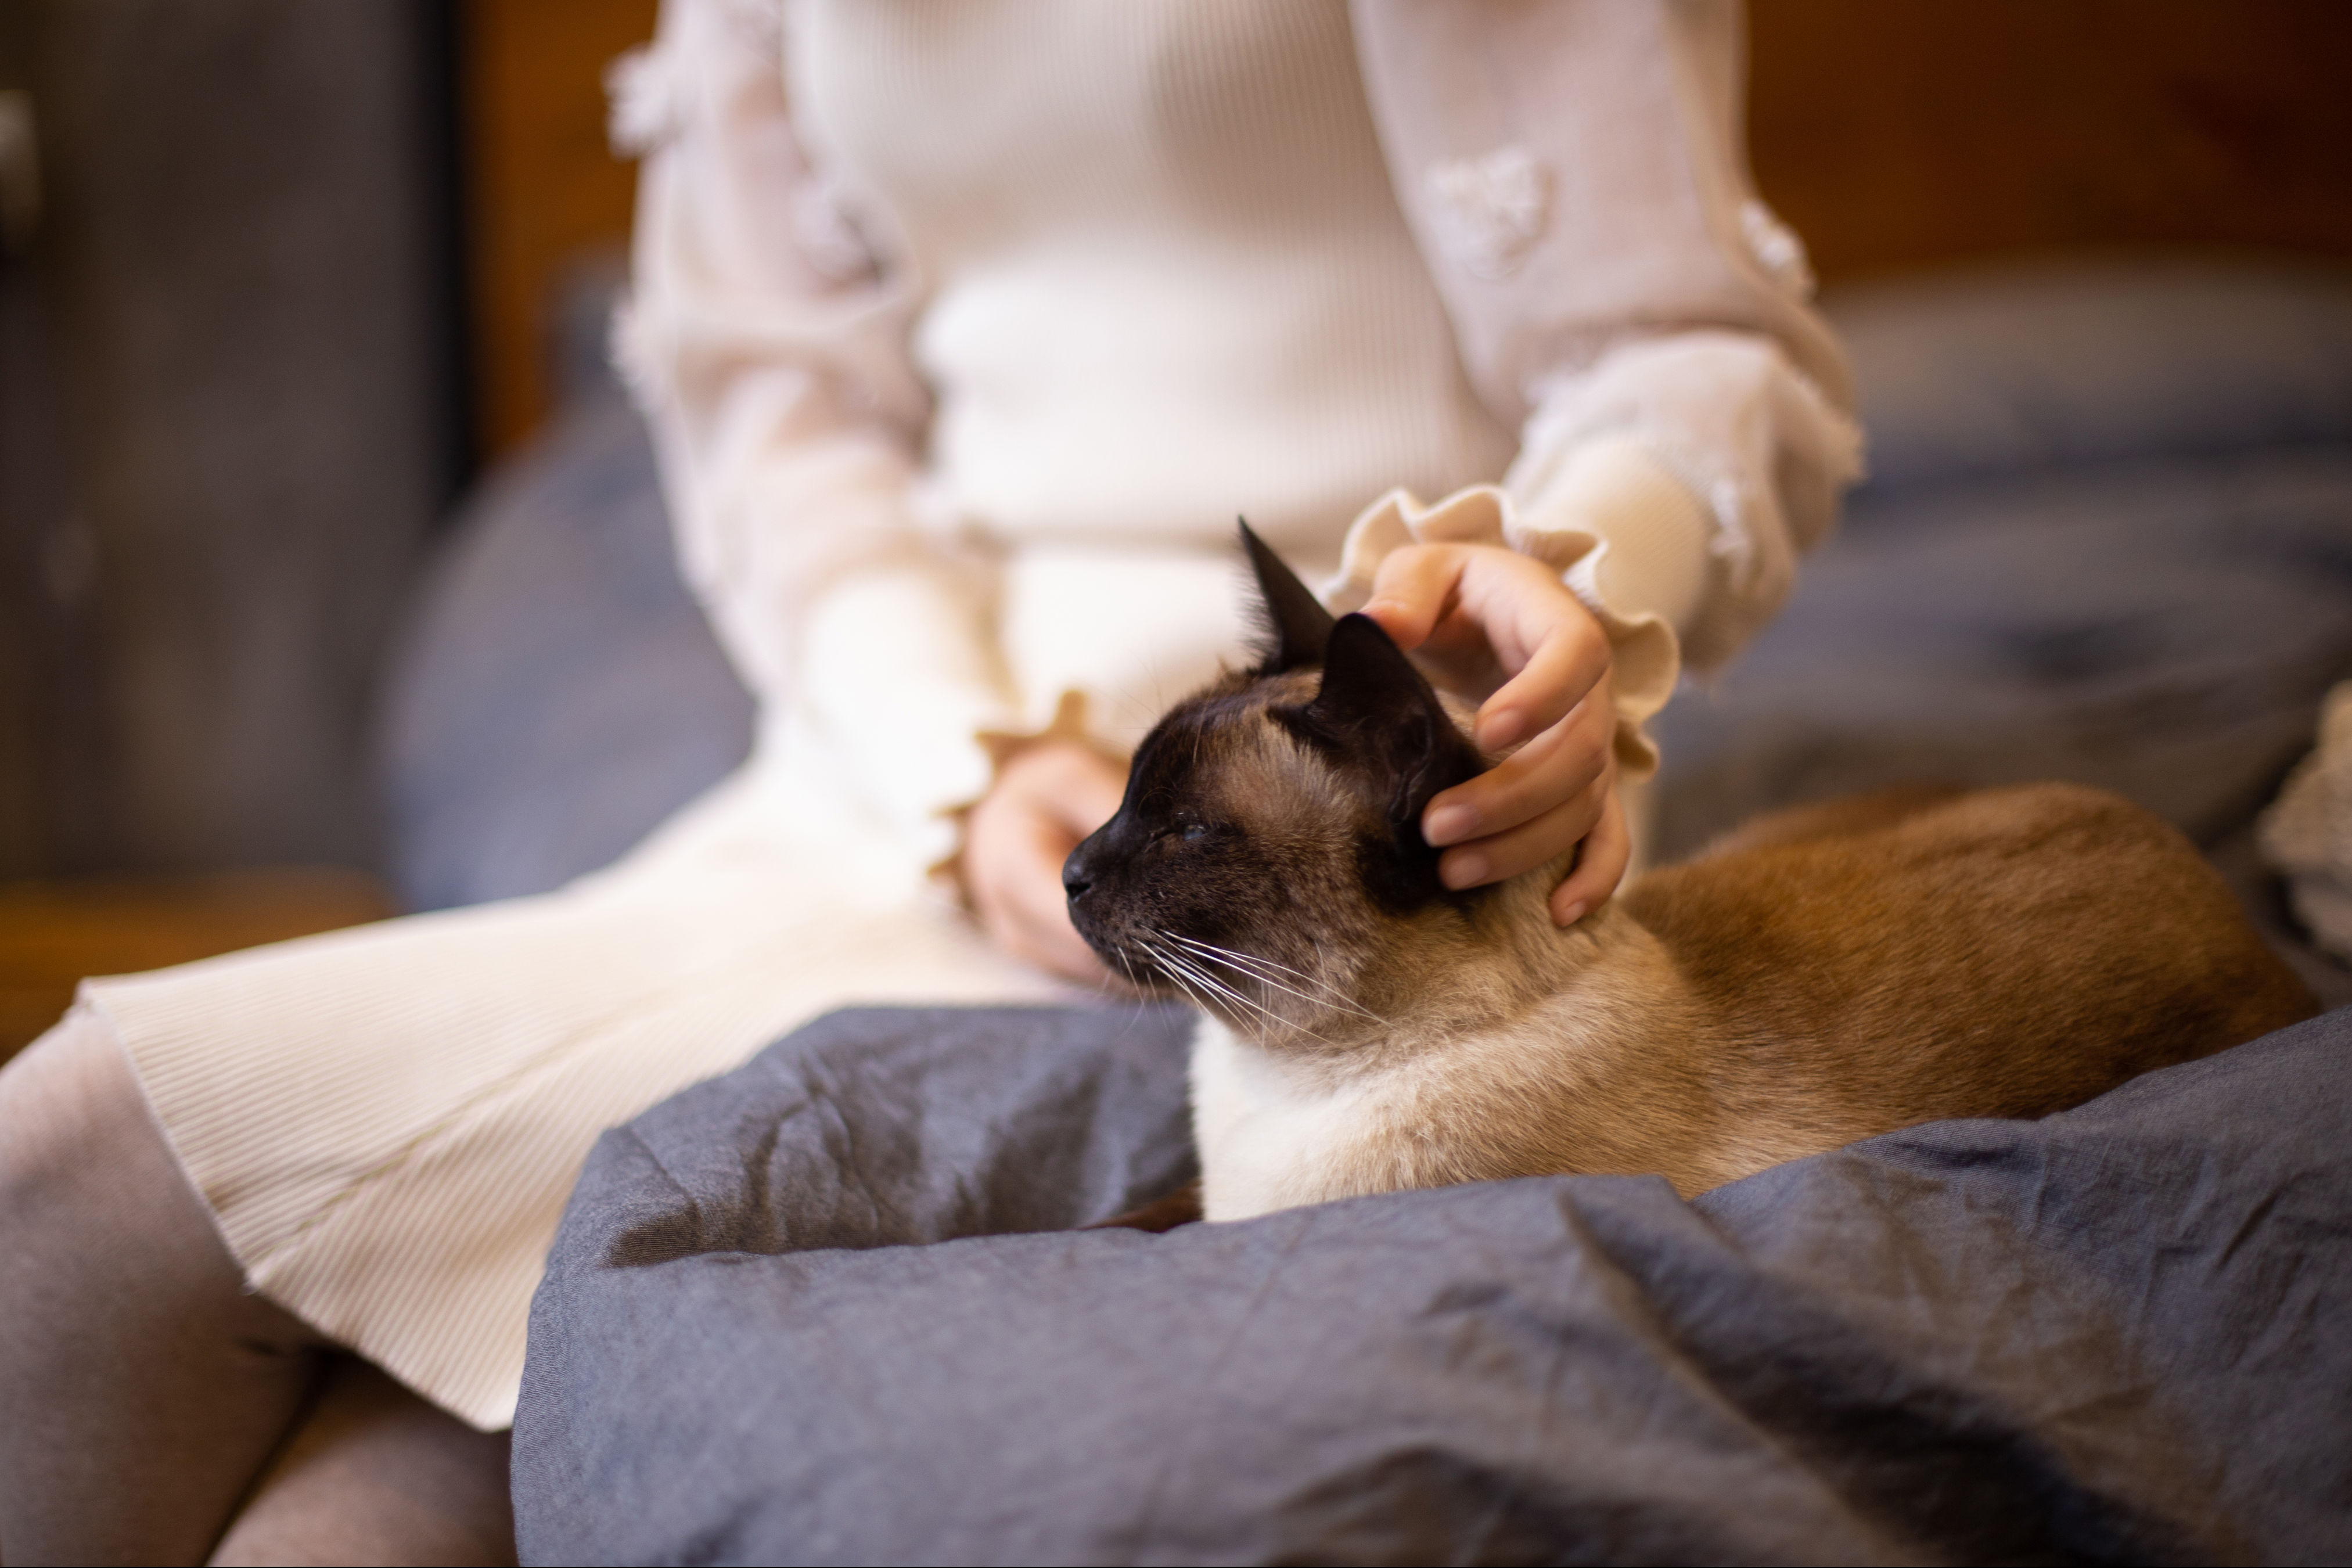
[84,754,1074,1432]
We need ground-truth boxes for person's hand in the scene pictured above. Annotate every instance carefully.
[1358,543,1629,926]
[964,740,1127,982]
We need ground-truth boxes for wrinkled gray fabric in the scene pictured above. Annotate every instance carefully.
[1650,450,2352,851]
[1645,452,2352,1009]
[513,1003,2352,1566]
[1649,268,2352,886]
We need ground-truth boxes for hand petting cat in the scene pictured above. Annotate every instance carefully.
[1356,542,1626,930]
[965,539,1624,982]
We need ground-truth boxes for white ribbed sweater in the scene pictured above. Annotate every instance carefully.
[618,0,1863,849]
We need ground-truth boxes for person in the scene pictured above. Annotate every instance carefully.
[0,2,1858,1561]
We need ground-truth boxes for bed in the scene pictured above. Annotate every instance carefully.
[382,258,2352,1563]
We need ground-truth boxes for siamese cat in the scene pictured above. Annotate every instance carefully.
[1066,526,2319,1226]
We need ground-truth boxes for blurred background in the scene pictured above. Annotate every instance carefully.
[5,0,2352,1054]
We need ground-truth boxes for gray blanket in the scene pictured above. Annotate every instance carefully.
[484,260,2352,1562]
[513,1002,2352,1565]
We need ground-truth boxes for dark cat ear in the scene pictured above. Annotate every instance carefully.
[1284,612,1485,844]
[1239,517,1335,674]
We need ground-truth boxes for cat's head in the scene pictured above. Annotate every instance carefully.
[1063,522,1488,1040]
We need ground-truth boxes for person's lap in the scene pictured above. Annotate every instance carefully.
[78,771,1055,1425]
[0,772,1063,1560]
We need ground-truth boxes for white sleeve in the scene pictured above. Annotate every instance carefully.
[1351,0,1864,766]
[612,0,1012,844]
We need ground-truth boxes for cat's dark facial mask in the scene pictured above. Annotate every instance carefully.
[1063,523,1485,1028]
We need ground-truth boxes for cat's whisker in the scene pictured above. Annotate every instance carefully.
[1176,943,1332,1015]
[1168,935,1321,986]
[1145,932,1333,1045]
[1113,947,1161,1029]
[1170,934,1388,1026]
[1137,944,1238,1033]
[1143,934,1258,1009]
[1174,939,1369,1014]
[1154,933,1303,1020]
[1167,934,1346,999]
[1139,938,1285,1041]
[1149,946,1257,1020]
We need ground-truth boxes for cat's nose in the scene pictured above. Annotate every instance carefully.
[1062,845,1094,904]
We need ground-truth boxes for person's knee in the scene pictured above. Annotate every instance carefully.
[0,1006,139,1196]
[0,999,328,1368]
[0,1004,212,1260]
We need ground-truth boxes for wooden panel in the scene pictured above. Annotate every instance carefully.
[0,867,393,1063]
[463,0,656,458]
[1747,0,2352,280]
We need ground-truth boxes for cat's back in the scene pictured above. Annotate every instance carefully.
[1621,782,2317,1126]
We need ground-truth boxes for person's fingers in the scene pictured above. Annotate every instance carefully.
[965,851,1027,963]
[995,742,1125,835]
[1355,544,1467,653]
[1013,805,1112,981]
[1550,789,1632,927]
[1422,692,1612,847]
[1360,546,1611,750]
[1436,774,1609,890]
[1431,552,1608,747]
[1471,612,1609,751]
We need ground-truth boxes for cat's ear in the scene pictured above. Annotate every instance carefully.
[1286,612,1484,839]
[1239,517,1334,674]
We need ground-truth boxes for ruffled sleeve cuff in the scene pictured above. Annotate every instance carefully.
[1325,476,1702,781]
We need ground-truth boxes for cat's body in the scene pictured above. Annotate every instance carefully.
[1067,528,2319,1222]
[1190,781,2313,1217]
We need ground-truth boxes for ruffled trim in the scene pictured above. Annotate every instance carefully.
[605,0,785,157]
[1738,199,1817,299]
[1511,333,1865,673]
[604,44,679,157]
[1325,485,1675,780]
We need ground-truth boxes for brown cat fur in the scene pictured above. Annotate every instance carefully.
[1064,528,2318,1222]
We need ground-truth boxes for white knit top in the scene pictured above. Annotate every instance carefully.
[614,0,1863,859]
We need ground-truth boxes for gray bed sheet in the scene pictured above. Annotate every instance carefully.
[513,1002,2352,1565]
